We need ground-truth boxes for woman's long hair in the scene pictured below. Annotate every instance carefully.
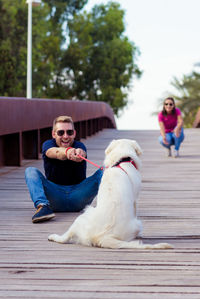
[162,97,176,116]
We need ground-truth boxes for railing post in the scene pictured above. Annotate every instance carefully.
[0,137,4,166]
[74,122,81,141]
[22,129,39,159]
[40,128,52,152]
[4,132,22,166]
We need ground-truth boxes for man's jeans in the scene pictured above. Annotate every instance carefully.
[158,127,184,151]
[25,167,103,212]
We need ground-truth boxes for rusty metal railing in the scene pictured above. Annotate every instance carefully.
[0,97,116,166]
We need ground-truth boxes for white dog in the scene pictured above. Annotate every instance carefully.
[48,139,172,250]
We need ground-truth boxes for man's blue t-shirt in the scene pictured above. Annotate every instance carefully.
[42,139,87,185]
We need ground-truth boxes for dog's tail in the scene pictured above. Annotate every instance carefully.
[97,236,173,250]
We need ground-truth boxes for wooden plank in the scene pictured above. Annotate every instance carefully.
[1,128,200,298]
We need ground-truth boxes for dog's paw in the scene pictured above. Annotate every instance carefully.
[159,242,173,249]
[153,242,173,249]
[48,234,59,242]
[135,225,143,238]
[136,231,143,239]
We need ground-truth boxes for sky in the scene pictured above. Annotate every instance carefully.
[85,0,200,130]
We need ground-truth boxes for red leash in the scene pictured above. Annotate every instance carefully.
[78,154,104,170]
[78,155,137,172]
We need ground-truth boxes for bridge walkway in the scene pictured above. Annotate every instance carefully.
[0,128,200,298]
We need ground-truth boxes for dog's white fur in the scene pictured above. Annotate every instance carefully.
[48,139,172,250]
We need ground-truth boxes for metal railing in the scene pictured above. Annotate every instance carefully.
[0,97,116,166]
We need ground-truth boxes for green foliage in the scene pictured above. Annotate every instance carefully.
[0,0,27,96]
[0,0,87,98]
[170,70,200,127]
[0,0,142,115]
[42,0,88,23]
[62,2,142,115]
[0,0,52,97]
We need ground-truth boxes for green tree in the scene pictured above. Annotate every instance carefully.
[43,0,88,24]
[0,0,27,96]
[61,2,142,115]
[0,0,142,116]
[170,69,200,127]
[0,0,56,97]
[0,0,87,97]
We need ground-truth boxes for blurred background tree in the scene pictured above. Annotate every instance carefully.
[170,69,200,127]
[60,2,142,115]
[154,65,200,128]
[0,0,87,97]
[0,0,141,115]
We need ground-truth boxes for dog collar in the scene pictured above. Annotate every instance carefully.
[113,157,138,171]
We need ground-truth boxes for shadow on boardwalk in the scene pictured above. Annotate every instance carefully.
[0,128,200,298]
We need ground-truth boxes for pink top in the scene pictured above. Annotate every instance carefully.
[158,108,181,133]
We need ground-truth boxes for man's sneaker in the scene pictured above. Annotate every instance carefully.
[174,150,179,158]
[32,205,55,223]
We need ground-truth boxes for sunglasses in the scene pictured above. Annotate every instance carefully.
[56,129,74,136]
[164,103,173,106]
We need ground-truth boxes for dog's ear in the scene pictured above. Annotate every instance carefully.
[105,139,117,155]
[131,140,143,156]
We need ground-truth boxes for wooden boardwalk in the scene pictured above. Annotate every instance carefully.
[1,128,200,298]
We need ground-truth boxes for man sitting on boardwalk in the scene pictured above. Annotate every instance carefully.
[25,116,103,223]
